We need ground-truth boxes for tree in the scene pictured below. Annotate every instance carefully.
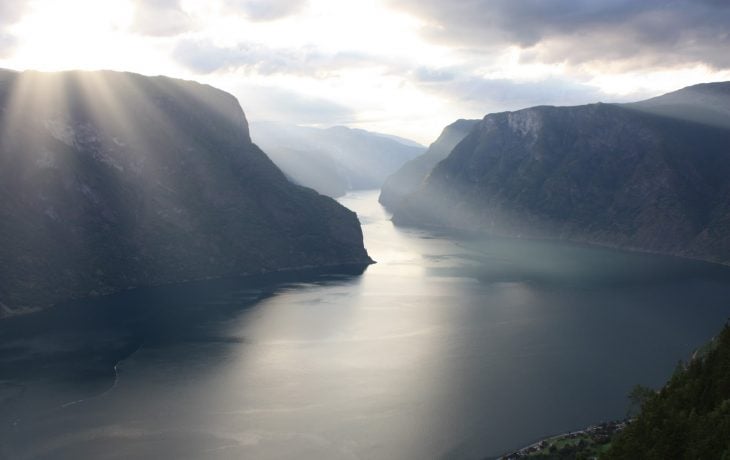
[626,384,655,418]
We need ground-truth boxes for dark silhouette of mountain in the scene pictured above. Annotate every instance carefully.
[0,69,372,317]
[249,122,424,197]
[392,82,730,265]
[379,119,478,210]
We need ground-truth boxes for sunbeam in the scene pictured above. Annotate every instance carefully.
[10,0,134,71]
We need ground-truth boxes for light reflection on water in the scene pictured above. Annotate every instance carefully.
[2,190,730,459]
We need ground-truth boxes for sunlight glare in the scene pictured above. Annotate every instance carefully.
[10,0,136,71]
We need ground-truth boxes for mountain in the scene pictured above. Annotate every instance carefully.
[626,81,730,130]
[604,322,730,459]
[249,122,424,197]
[0,69,372,317]
[378,119,478,210]
[392,82,730,265]
[369,132,426,149]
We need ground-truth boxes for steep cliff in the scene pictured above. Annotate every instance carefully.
[393,83,730,264]
[378,119,478,210]
[0,69,372,316]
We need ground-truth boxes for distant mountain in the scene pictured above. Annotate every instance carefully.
[249,122,424,197]
[0,69,372,317]
[392,82,730,265]
[370,132,426,149]
[378,119,478,210]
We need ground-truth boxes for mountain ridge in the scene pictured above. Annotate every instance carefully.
[391,82,730,265]
[0,69,372,317]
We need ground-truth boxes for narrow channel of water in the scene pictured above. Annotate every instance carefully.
[2,190,730,459]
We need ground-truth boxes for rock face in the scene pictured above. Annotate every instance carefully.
[378,119,478,211]
[393,82,730,264]
[249,122,424,197]
[0,69,372,316]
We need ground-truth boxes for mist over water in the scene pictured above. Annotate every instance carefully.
[3,190,730,459]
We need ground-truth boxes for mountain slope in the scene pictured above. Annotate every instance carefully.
[0,69,372,317]
[378,119,478,211]
[626,81,730,129]
[392,82,730,264]
[249,122,424,197]
[604,323,730,459]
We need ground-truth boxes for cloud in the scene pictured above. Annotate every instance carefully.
[131,0,307,36]
[131,0,193,36]
[173,39,309,74]
[0,0,29,55]
[410,68,644,114]
[413,66,456,82]
[223,0,307,21]
[388,0,730,70]
[173,38,383,76]
[0,33,16,58]
[235,85,356,125]
[0,0,27,25]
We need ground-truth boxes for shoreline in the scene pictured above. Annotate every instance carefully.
[390,218,730,269]
[498,420,628,459]
[0,260,374,320]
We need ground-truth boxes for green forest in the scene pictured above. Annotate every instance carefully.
[509,322,730,459]
[604,322,730,459]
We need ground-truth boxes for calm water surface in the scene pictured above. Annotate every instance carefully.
[2,190,730,459]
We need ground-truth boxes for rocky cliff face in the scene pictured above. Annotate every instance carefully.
[378,119,477,210]
[0,69,372,317]
[393,82,730,264]
[250,122,424,197]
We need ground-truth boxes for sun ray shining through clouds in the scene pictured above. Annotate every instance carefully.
[0,0,729,143]
[2,2,730,459]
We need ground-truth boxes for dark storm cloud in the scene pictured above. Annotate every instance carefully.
[388,0,730,69]
[173,39,385,75]
[131,0,192,36]
[224,0,308,21]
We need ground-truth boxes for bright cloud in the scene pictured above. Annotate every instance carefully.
[0,0,729,144]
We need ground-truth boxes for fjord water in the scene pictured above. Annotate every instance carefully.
[3,190,730,459]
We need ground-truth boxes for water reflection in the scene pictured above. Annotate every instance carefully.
[2,190,730,459]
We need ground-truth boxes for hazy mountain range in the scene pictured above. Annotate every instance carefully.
[0,69,372,317]
[390,82,730,265]
[2,67,730,318]
[250,121,424,197]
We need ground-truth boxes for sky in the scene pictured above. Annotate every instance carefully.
[0,0,729,144]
